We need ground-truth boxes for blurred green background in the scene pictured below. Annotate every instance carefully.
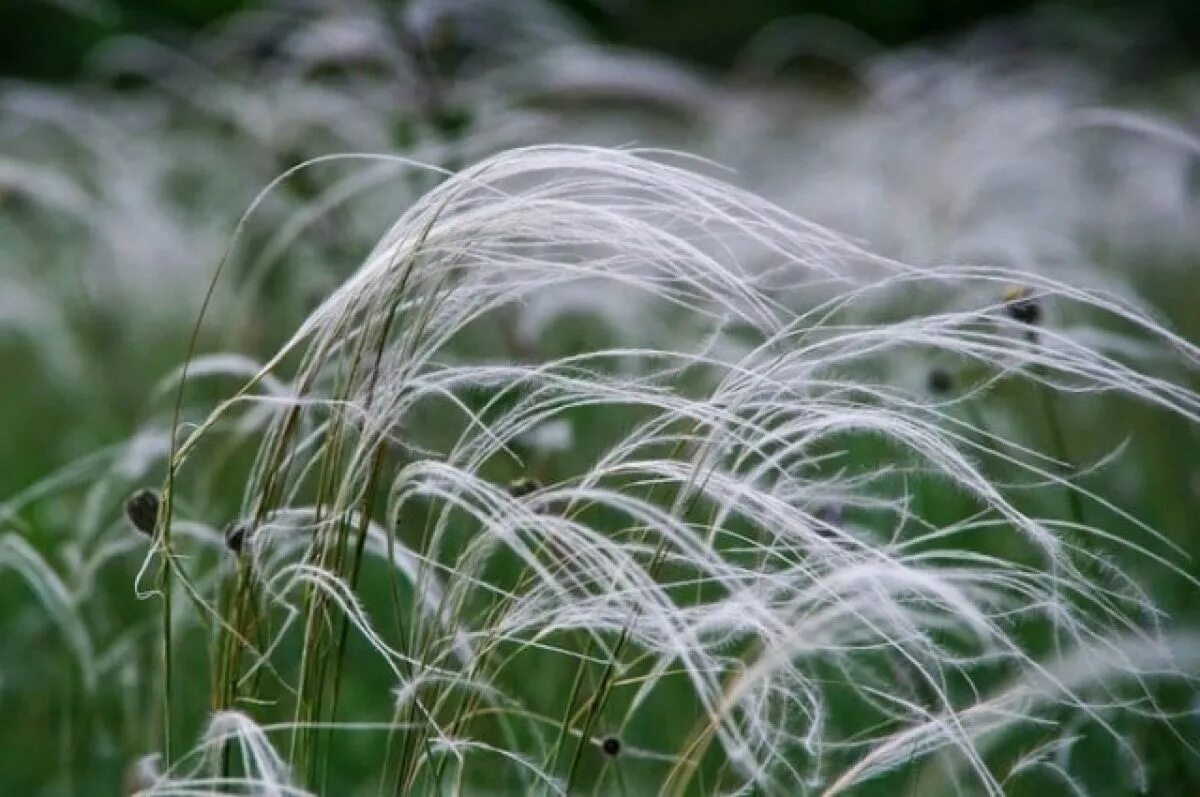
[5,0,1200,80]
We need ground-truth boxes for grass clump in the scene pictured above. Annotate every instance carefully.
[116,145,1200,795]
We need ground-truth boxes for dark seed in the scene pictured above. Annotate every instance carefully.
[1002,285,1042,326]
[507,477,542,498]
[926,368,953,395]
[601,735,621,757]
[225,522,248,555]
[125,489,159,537]
[1008,298,1041,325]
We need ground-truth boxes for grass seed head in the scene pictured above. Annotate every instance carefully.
[1002,284,1042,326]
[124,489,159,537]
[507,476,542,498]
[224,522,248,555]
[926,367,954,395]
[601,735,621,757]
